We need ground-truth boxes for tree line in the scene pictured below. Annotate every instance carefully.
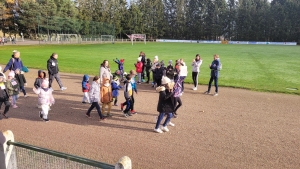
[0,0,299,42]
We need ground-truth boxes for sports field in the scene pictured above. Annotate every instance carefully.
[0,42,299,94]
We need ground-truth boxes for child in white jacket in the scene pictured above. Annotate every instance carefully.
[33,79,55,122]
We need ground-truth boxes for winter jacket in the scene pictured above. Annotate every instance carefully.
[153,67,164,80]
[135,61,143,73]
[124,80,132,100]
[6,78,19,96]
[33,87,55,105]
[210,59,221,77]
[192,60,203,72]
[101,83,113,103]
[156,86,175,113]
[47,56,59,75]
[34,70,46,89]
[89,81,100,103]
[111,80,122,97]
[15,73,27,86]
[3,56,24,73]
[82,75,90,92]
[0,82,9,101]
[145,59,152,73]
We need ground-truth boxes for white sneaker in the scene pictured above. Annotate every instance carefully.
[193,87,197,91]
[213,93,218,96]
[154,128,163,133]
[161,126,169,132]
[168,122,175,127]
[60,87,67,91]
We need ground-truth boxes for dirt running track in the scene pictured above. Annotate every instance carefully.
[1,67,300,169]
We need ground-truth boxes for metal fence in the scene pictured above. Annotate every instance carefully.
[6,141,114,169]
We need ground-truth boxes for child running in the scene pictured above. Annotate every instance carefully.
[33,79,55,122]
[82,74,90,103]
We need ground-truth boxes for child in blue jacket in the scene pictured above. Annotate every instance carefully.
[111,75,122,106]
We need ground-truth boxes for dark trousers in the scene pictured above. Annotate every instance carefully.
[113,96,118,105]
[0,100,11,115]
[123,95,134,111]
[207,76,218,93]
[141,65,145,79]
[192,72,199,87]
[123,99,132,113]
[20,86,26,96]
[86,102,104,119]
[146,71,150,82]
[155,78,162,87]
[174,97,182,114]
[49,73,63,88]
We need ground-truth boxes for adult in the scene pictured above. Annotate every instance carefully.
[191,54,203,90]
[99,60,112,85]
[3,50,23,73]
[47,53,67,90]
[204,54,221,96]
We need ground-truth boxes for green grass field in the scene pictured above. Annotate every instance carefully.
[0,42,299,95]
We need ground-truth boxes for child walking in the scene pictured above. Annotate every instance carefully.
[0,73,10,118]
[33,79,55,122]
[111,75,122,106]
[191,54,203,90]
[122,74,133,117]
[7,71,19,108]
[14,68,27,97]
[85,76,106,120]
[82,74,90,103]
[101,78,113,117]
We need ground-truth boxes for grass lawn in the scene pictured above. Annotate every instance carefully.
[0,42,299,95]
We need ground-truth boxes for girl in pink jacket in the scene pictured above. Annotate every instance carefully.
[135,57,143,84]
[33,79,55,122]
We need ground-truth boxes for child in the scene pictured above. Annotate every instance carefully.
[166,61,175,82]
[82,74,90,103]
[151,56,159,87]
[122,74,133,117]
[111,75,122,106]
[145,58,152,83]
[0,73,10,118]
[153,63,164,87]
[101,78,113,117]
[113,58,125,82]
[33,79,55,122]
[135,57,143,84]
[191,54,203,90]
[121,70,138,114]
[14,68,27,97]
[6,71,19,108]
[86,76,106,120]
[34,70,46,89]
[154,76,175,133]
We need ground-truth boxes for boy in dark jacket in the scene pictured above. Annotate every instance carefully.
[0,73,10,118]
[153,63,164,87]
[47,53,67,90]
[145,58,152,83]
[15,68,27,97]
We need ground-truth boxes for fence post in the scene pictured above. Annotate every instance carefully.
[0,130,16,169]
[115,156,131,169]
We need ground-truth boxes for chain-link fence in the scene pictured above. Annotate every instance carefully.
[6,141,114,169]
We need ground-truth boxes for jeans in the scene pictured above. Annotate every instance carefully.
[155,112,173,129]
[207,76,218,93]
[11,95,18,105]
[20,86,27,96]
[123,99,132,113]
[86,102,104,119]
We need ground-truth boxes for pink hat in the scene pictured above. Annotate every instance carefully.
[8,71,15,77]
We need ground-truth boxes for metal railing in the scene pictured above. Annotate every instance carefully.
[6,141,115,169]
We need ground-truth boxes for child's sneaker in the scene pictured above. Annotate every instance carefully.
[12,105,18,108]
[24,95,28,98]
[43,119,50,122]
[154,128,163,133]
[113,104,118,106]
[85,113,91,118]
[213,93,218,96]
[168,122,175,127]
[99,118,106,121]
[130,110,137,114]
[161,126,169,132]
[2,113,8,119]
[120,103,124,110]
[204,91,210,94]
[82,101,87,104]
[60,87,67,91]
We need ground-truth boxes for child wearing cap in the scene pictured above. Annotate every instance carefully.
[33,79,55,122]
[111,75,122,106]
[0,73,11,118]
[6,71,19,108]
[14,68,27,97]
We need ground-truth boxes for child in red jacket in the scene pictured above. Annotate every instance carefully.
[135,57,143,84]
[82,74,90,103]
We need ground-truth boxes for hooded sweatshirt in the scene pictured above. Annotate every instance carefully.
[82,74,90,92]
